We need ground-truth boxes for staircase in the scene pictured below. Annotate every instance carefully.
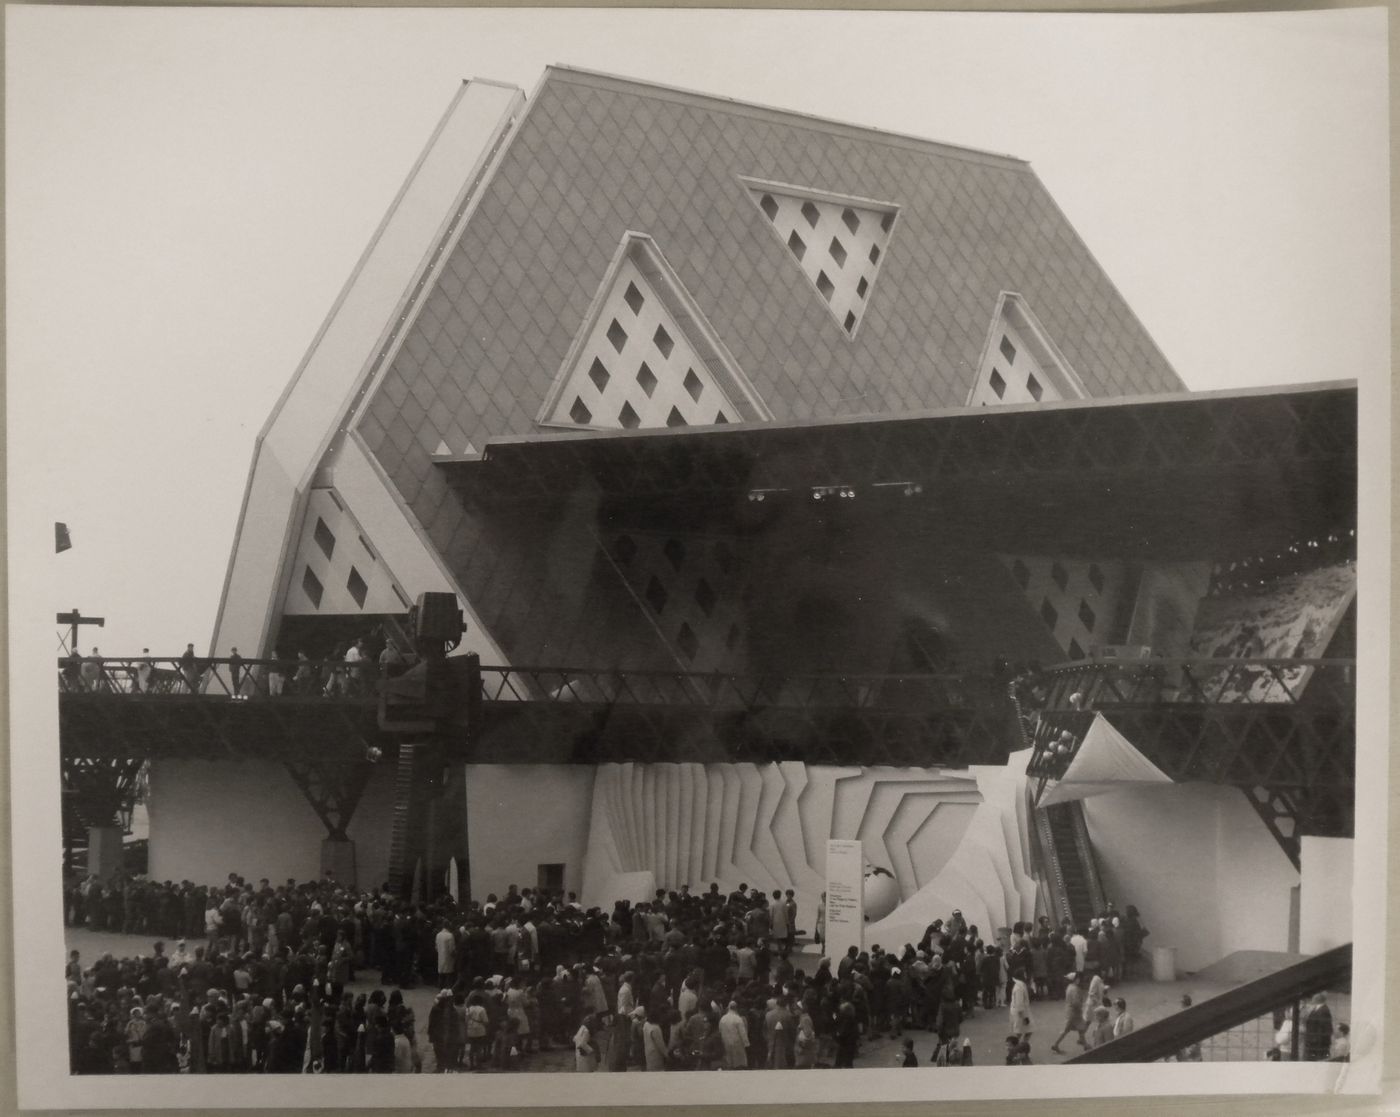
[1068,944,1351,1063]
[1034,798,1107,928]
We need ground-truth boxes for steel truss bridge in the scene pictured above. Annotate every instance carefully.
[59,652,1352,871]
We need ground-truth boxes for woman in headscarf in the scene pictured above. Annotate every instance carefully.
[124,1006,147,1074]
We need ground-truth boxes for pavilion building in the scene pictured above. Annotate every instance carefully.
[137,67,1353,972]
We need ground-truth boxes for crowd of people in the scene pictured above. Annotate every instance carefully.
[64,872,1345,1075]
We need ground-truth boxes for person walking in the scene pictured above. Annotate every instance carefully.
[1049,974,1087,1054]
[1112,998,1135,1039]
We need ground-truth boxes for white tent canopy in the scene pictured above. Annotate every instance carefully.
[1040,713,1172,806]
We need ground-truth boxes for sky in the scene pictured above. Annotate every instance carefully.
[6,6,1390,657]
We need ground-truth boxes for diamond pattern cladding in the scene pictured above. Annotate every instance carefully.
[357,70,1184,665]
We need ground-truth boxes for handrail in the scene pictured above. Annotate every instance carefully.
[1066,943,1351,1063]
[57,656,1005,710]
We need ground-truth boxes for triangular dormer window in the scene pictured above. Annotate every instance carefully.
[743,177,898,337]
[539,234,770,431]
[969,293,1089,407]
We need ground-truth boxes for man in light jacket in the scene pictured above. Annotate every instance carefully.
[719,1001,749,1069]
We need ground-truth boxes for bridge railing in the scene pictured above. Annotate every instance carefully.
[59,656,1005,712]
[1067,943,1350,1063]
[56,656,391,699]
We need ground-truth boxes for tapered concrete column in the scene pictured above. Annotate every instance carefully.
[321,838,357,888]
[87,826,124,880]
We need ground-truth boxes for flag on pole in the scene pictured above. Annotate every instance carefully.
[55,523,72,553]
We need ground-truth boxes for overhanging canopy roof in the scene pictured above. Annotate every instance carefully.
[438,382,1356,559]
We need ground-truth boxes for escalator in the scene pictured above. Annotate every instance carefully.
[1033,795,1107,929]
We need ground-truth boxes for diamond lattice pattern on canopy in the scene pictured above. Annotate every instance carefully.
[746,180,898,336]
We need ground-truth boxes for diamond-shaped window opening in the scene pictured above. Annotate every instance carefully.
[801,201,820,227]
[829,238,848,268]
[588,357,610,393]
[1027,372,1044,402]
[645,576,669,614]
[347,566,369,609]
[302,566,324,609]
[1051,561,1069,592]
[313,517,336,561]
[676,622,700,662]
[841,208,860,234]
[694,578,717,616]
[816,272,835,301]
[606,319,628,353]
[869,244,881,264]
[760,194,779,221]
[1000,335,1017,364]
[989,369,1007,399]
[570,397,593,425]
[715,412,729,424]
[1040,598,1059,629]
[1012,558,1031,589]
[856,276,869,299]
[1088,564,1106,594]
[880,211,895,233]
[726,623,743,651]
[653,325,674,358]
[1078,599,1097,631]
[624,281,645,315]
[664,538,686,571]
[683,369,704,402]
[619,401,641,429]
[843,311,857,334]
[1068,637,1086,661]
[666,406,687,428]
[787,231,807,261]
[612,535,638,565]
[636,362,658,397]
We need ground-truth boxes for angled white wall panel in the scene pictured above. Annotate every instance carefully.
[703,766,724,885]
[674,764,693,889]
[717,766,742,884]
[907,802,980,891]
[749,765,790,889]
[211,80,524,657]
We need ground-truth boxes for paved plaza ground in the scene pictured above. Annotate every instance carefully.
[65,928,1345,1071]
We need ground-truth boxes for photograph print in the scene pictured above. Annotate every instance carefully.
[6,5,1390,1109]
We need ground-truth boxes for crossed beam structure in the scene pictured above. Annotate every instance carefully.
[1024,658,1356,868]
[59,655,1353,868]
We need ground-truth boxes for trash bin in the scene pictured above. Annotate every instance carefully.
[1151,945,1177,982]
